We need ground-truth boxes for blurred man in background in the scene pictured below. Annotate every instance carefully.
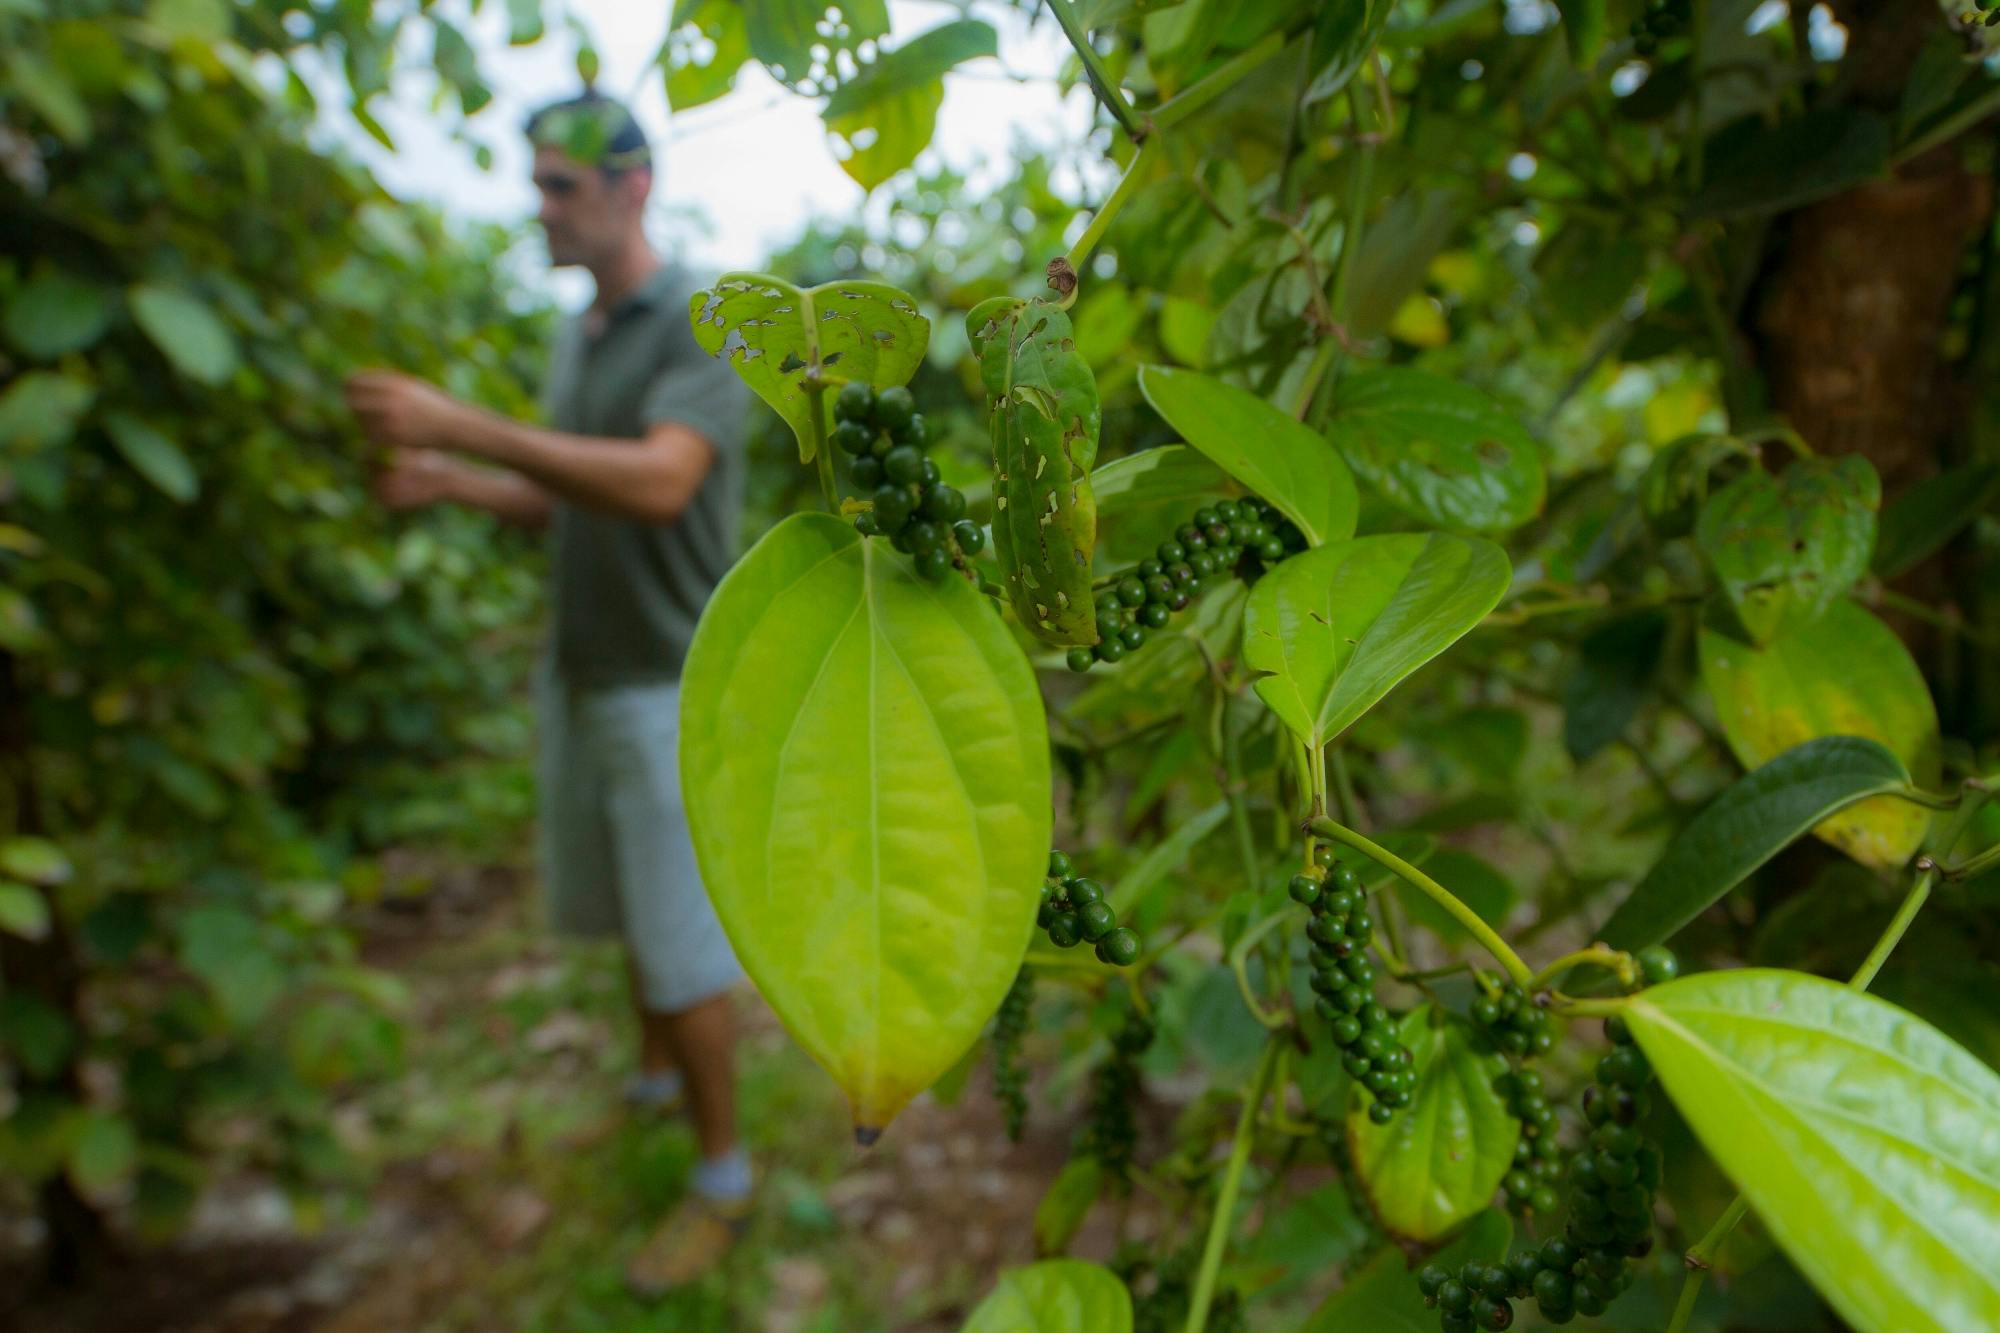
[345,92,752,1297]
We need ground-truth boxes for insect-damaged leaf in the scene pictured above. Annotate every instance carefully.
[690,272,929,462]
[968,295,1100,646]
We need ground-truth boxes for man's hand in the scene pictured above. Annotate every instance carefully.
[373,447,464,510]
[345,369,475,451]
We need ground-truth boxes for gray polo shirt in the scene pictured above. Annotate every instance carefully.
[541,261,750,688]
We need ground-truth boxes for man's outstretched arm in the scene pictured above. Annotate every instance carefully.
[347,370,716,525]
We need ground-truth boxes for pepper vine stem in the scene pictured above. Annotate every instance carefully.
[1063,140,1152,275]
[1184,1037,1280,1333]
[1310,816,1534,987]
[1664,779,1996,1332]
[1662,1195,1750,1333]
[1530,945,1636,992]
[1043,0,1148,143]
[805,380,837,511]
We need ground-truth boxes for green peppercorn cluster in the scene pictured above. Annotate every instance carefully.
[1420,1231,1628,1332]
[1469,978,1556,1060]
[1037,850,1142,965]
[1081,1005,1155,1184]
[991,967,1035,1142]
[1494,1067,1565,1218]
[1294,847,1415,1123]
[835,382,985,581]
[1553,1019,1663,1309]
[1630,0,1689,55]
[1065,497,1304,672]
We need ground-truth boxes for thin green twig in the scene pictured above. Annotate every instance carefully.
[1184,1038,1280,1333]
[1064,141,1153,273]
[1043,0,1148,142]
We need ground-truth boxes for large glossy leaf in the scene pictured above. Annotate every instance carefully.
[822,19,997,117]
[1872,463,2000,579]
[662,0,749,111]
[969,297,1101,646]
[1626,970,2000,1333]
[1696,456,1879,644]
[1089,444,1232,571]
[679,514,1049,1137]
[1137,365,1358,547]
[743,0,890,94]
[1326,369,1544,534]
[1347,1007,1517,1241]
[1699,602,1938,870]
[826,81,942,191]
[1244,534,1511,749]
[128,284,238,387]
[690,273,929,463]
[3,269,112,359]
[1601,737,1913,949]
[820,20,994,190]
[959,1259,1133,1332]
[1302,1209,1511,1332]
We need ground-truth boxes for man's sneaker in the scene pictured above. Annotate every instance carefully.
[622,1191,752,1298]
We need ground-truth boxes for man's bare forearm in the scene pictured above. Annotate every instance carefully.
[447,462,555,529]
[441,406,707,523]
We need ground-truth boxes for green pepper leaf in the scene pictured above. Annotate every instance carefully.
[679,514,1050,1138]
[1326,369,1545,534]
[1602,736,1913,949]
[1137,364,1358,547]
[959,1258,1133,1332]
[690,273,928,463]
[1699,602,1938,870]
[1627,970,2000,1333]
[1244,534,1510,749]
[1347,1007,1518,1241]
[1696,455,1879,644]
[969,296,1101,646]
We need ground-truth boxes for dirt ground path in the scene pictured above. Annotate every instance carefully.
[3,861,1144,1333]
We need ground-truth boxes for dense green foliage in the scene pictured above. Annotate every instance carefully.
[1,0,548,1253]
[7,0,2000,1329]
[673,2,2000,1330]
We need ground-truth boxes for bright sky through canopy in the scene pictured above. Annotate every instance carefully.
[318,1,1096,302]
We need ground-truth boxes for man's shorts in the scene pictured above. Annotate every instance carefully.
[536,667,743,1012]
